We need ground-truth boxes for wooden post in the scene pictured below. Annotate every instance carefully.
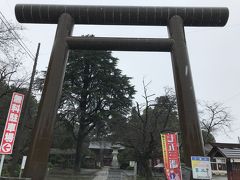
[23,13,74,180]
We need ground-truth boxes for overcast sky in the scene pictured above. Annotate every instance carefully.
[1,0,240,143]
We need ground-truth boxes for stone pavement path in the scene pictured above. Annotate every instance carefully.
[107,169,122,180]
[92,167,125,180]
[92,166,109,180]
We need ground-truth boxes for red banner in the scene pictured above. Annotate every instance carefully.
[161,133,182,180]
[0,92,24,154]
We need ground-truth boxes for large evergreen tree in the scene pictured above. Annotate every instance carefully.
[57,50,135,171]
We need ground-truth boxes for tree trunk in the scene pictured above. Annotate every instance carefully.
[138,158,153,180]
[73,59,90,172]
[74,132,84,173]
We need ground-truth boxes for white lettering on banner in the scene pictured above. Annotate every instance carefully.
[13,95,23,104]
[11,104,21,113]
[9,113,18,122]
[170,159,177,168]
[4,132,14,143]
[169,144,175,151]
[6,123,16,132]
[168,134,174,142]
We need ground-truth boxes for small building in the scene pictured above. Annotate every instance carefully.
[208,143,240,180]
[89,141,113,167]
[89,141,125,167]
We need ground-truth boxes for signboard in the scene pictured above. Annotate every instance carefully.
[0,92,24,154]
[191,156,212,179]
[161,133,182,180]
[21,156,27,169]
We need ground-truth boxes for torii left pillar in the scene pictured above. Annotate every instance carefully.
[23,13,74,179]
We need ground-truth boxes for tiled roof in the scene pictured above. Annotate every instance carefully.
[89,141,125,150]
[208,143,240,159]
[89,141,112,149]
[218,147,240,159]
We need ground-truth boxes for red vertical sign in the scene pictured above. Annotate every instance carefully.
[0,92,24,154]
[161,133,182,180]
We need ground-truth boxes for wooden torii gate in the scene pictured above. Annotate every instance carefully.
[15,4,229,180]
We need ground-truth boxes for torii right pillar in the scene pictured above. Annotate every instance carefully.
[168,15,204,167]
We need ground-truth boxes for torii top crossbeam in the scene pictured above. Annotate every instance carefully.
[15,4,228,26]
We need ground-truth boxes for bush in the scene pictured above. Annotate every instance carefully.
[126,166,134,170]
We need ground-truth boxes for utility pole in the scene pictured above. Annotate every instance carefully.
[8,43,41,176]
[20,42,41,132]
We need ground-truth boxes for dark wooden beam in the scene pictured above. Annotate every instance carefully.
[15,4,229,27]
[66,37,173,52]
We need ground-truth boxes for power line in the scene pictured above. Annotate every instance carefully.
[0,12,35,60]
[0,11,35,60]
[0,11,35,58]
[0,16,35,60]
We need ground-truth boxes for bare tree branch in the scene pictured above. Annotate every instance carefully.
[199,101,232,141]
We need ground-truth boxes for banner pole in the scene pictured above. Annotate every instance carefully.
[0,155,5,176]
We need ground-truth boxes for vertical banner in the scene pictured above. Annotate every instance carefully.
[0,92,24,154]
[161,133,182,180]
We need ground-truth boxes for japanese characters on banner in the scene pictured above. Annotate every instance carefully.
[161,133,182,180]
[0,92,24,154]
